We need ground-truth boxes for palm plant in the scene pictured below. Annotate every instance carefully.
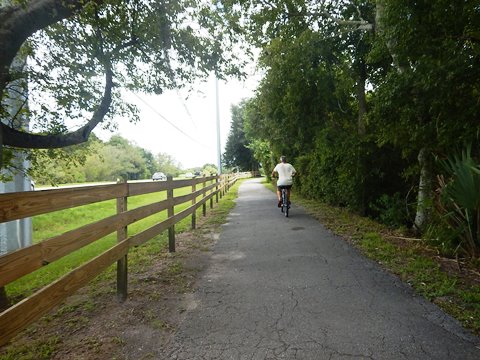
[435,145,480,258]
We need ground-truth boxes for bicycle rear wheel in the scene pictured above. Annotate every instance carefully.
[282,189,289,217]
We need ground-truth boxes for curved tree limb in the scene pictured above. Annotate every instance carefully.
[0,0,103,100]
[1,63,113,149]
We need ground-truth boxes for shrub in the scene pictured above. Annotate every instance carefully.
[433,145,480,258]
[369,193,409,228]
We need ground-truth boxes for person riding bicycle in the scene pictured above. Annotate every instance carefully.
[271,156,296,208]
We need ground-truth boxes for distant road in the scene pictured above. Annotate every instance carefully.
[36,179,157,191]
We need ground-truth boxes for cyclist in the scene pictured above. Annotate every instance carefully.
[271,156,296,208]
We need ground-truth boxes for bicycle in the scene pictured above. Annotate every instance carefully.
[280,187,290,217]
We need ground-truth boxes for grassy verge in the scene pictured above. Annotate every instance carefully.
[0,179,245,360]
[5,180,217,300]
[264,179,480,335]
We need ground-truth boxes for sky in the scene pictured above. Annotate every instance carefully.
[94,71,261,170]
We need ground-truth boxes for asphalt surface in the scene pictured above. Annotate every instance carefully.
[165,178,480,359]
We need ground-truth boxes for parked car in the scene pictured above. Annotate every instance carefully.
[152,172,166,181]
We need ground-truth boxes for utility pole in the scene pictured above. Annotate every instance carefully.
[0,48,32,256]
[0,39,33,308]
[215,76,222,174]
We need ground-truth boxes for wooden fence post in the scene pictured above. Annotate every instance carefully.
[116,180,128,302]
[0,287,8,311]
[167,175,175,252]
[202,176,207,216]
[221,175,225,198]
[191,179,196,230]
[215,175,219,203]
[209,179,214,209]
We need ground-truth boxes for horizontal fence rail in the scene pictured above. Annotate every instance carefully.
[0,172,251,346]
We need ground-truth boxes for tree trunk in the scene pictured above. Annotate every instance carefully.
[376,1,433,232]
[413,147,433,234]
[375,0,405,73]
[355,60,367,215]
[356,60,367,137]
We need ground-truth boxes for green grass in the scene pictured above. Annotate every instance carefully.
[0,336,59,360]
[6,181,218,300]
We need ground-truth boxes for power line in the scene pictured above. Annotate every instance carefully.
[175,89,197,131]
[132,93,212,149]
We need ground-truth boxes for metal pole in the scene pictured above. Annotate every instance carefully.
[215,77,222,175]
[0,48,32,256]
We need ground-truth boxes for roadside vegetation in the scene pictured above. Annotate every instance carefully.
[220,1,480,264]
[30,134,220,186]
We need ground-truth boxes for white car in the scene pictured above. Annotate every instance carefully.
[152,172,166,181]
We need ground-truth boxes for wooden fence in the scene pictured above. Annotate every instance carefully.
[0,173,245,346]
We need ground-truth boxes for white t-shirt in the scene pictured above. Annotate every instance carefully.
[274,163,296,186]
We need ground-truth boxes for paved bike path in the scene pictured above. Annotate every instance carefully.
[166,178,480,359]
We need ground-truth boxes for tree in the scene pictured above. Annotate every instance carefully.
[154,152,181,177]
[202,163,218,176]
[223,101,258,172]
[224,0,480,232]
[140,148,156,178]
[371,0,480,232]
[30,134,169,183]
[103,136,149,180]
[0,0,247,169]
[28,136,97,185]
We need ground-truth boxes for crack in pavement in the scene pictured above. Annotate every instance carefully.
[161,179,480,360]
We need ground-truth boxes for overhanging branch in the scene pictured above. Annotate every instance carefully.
[0,0,104,102]
[1,64,113,149]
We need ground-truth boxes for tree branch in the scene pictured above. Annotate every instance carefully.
[1,63,113,149]
[111,38,139,57]
[0,0,104,101]
[287,9,374,32]
[319,11,374,31]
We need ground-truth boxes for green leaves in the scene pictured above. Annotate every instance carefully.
[223,101,258,171]
[440,147,480,212]
[435,145,480,258]
[1,0,247,159]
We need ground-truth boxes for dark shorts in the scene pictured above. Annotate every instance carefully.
[277,185,292,191]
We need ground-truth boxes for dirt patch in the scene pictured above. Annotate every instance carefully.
[0,221,221,360]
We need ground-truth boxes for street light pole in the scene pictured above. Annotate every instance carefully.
[215,76,222,174]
